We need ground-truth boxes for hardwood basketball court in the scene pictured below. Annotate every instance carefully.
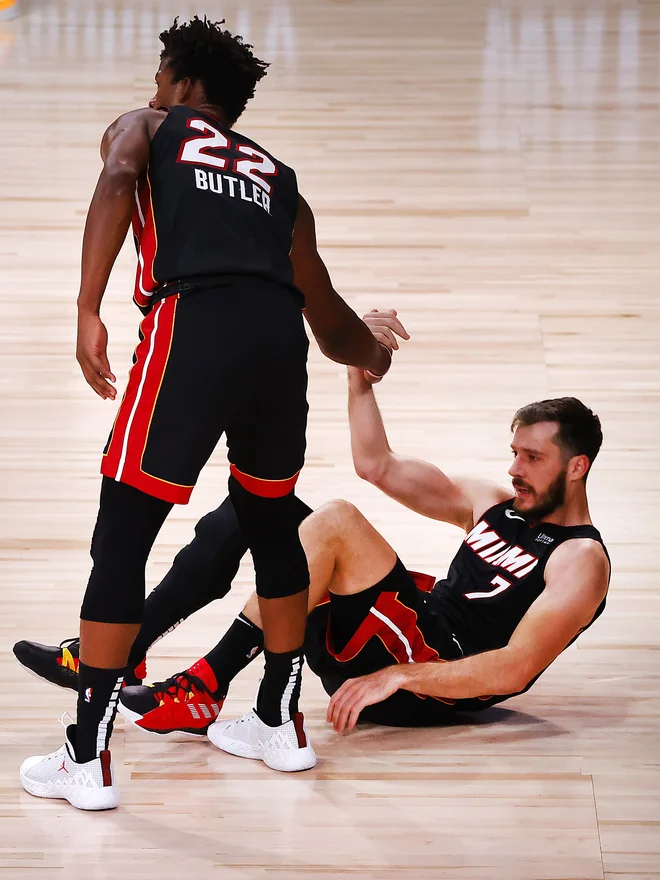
[0,1,658,877]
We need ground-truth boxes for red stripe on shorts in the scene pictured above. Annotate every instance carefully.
[101,296,192,504]
[328,588,441,665]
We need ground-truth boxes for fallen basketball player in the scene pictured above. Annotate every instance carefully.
[15,311,610,740]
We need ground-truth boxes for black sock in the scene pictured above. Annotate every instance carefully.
[256,648,303,727]
[75,662,125,763]
[199,613,264,698]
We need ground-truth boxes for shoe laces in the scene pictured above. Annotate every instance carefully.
[151,672,210,704]
[58,711,75,730]
[58,638,79,672]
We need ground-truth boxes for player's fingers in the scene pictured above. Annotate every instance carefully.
[369,308,397,317]
[330,685,354,732]
[335,699,352,733]
[380,314,410,340]
[89,371,115,399]
[346,689,368,731]
[366,325,398,350]
[333,689,353,731]
[327,684,348,724]
[367,314,409,340]
[347,702,363,731]
[88,356,117,396]
[326,696,336,725]
[80,362,116,400]
[339,685,364,732]
[98,353,116,384]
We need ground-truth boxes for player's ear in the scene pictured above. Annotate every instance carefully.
[568,453,589,482]
[174,76,195,105]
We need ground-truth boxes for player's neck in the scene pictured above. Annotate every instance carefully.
[188,101,231,128]
[537,491,592,528]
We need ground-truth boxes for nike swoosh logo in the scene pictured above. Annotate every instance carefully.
[505,509,526,522]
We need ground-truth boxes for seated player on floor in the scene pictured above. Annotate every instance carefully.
[15,312,610,736]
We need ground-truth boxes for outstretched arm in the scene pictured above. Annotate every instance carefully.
[328,538,610,731]
[76,108,163,398]
[348,362,511,529]
[293,195,393,376]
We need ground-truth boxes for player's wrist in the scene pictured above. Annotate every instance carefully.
[77,298,101,318]
[367,343,392,379]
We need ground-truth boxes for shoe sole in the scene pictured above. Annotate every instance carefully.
[20,769,119,811]
[207,723,262,759]
[118,702,210,738]
[207,724,317,772]
[15,659,76,692]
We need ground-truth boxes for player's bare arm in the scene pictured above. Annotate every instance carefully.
[77,108,164,400]
[292,195,394,377]
[328,538,609,731]
[348,362,511,530]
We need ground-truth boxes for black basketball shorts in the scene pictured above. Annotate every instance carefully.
[305,559,496,726]
[102,279,308,504]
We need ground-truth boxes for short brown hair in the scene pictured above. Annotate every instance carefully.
[511,397,603,475]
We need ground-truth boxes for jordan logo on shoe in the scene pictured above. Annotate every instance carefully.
[58,759,68,773]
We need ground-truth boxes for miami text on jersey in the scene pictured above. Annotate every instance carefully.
[464,519,539,579]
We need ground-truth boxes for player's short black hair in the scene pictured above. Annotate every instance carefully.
[511,397,603,476]
[159,17,269,125]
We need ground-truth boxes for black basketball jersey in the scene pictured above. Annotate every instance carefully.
[131,106,300,312]
[431,500,609,658]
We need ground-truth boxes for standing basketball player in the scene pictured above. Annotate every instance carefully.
[19,18,393,810]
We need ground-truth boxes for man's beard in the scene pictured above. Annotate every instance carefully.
[513,470,567,522]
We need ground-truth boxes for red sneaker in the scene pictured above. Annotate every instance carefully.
[118,658,223,736]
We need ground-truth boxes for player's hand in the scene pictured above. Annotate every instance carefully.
[76,312,117,400]
[327,666,405,732]
[363,308,410,351]
[361,308,410,384]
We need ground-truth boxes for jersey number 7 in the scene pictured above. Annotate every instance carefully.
[465,574,512,600]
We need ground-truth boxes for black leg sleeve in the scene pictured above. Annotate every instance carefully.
[80,478,172,625]
[126,495,313,666]
[228,477,311,599]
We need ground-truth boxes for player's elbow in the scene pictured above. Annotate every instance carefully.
[507,667,533,695]
[101,158,141,191]
[354,456,388,485]
[504,652,536,694]
[354,449,395,486]
[316,331,349,364]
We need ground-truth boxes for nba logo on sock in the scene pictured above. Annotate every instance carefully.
[84,687,93,703]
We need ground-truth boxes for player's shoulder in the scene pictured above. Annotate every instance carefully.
[545,534,610,591]
[456,478,513,528]
[105,107,166,137]
[232,125,294,172]
[553,534,608,566]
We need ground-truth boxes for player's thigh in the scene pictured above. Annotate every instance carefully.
[301,499,398,595]
[226,311,309,484]
[102,294,240,503]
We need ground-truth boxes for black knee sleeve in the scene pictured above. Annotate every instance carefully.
[228,476,311,599]
[80,477,172,624]
[128,497,249,663]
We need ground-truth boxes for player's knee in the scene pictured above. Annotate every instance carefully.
[300,499,362,543]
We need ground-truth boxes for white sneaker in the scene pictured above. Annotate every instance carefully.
[208,710,316,772]
[20,724,119,811]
